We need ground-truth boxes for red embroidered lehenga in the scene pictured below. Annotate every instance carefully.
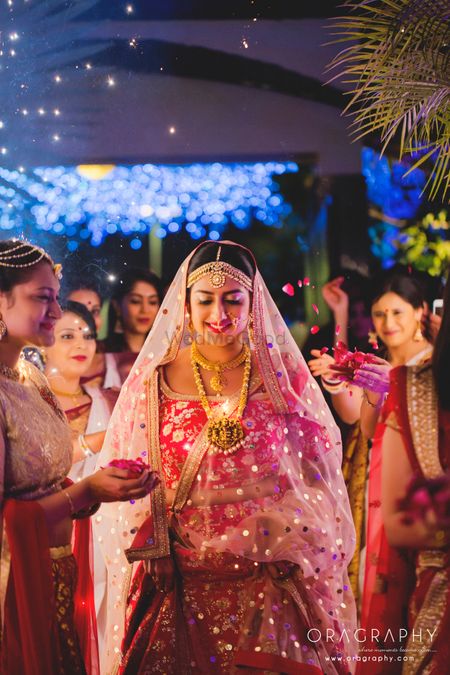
[0,361,98,674]
[97,241,358,675]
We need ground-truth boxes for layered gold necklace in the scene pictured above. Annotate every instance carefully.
[191,340,248,395]
[190,344,251,455]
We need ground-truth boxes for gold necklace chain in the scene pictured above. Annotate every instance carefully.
[50,384,85,405]
[191,342,249,394]
[191,344,251,455]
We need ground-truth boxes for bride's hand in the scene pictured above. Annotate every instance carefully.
[146,556,176,592]
[87,467,159,503]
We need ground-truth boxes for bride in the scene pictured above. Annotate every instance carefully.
[97,240,357,674]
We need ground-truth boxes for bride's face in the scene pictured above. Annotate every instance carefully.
[189,275,251,346]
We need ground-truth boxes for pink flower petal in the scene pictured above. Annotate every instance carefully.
[303,277,310,286]
[312,304,319,315]
[310,325,320,334]
[282,283,295,297]
[297,280,303,288]
[320,347,329,355]
[335,324,341,335]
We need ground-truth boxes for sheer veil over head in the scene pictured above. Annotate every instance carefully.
[96,240,357,673]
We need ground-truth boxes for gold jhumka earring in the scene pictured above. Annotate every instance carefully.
[413,322,424,341]
[368,330,378,349]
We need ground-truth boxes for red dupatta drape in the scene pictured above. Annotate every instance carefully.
[358,370,415,675]
[0,498,98,675]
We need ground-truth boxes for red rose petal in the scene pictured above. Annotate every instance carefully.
[282,283,295,297]
[310,325,320,334]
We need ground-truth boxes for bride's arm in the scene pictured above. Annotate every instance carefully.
[167,474,279,508]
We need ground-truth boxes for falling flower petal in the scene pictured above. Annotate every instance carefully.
[320,347,329,355]
[282,283,295,296]
[310,325,320,334]
[312,304,319,315]
[335,325,341,335]
[303,277,310,286]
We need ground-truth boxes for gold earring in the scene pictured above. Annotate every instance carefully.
[0,313,7,341]
[414,322,423,342]
[186,314,194,334]
[247,313,254,342]
[368,330,378,349]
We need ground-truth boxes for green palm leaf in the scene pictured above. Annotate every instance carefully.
[327,0,450,201]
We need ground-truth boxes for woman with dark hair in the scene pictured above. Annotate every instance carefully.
[44,300,118,479]
[66,283,104,335]
[381,272,450,673]
[44,299,121,660]
[308,272,432,631]
[0,240,158,674]
[104,268,163,354]
[97,240,357,674]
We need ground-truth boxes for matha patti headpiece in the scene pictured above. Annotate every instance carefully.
[0,241,62,279]
[187,245,253,292]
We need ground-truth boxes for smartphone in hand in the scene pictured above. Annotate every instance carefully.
[432,299,444,317]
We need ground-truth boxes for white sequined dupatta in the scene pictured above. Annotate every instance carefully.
[96,241,357,674]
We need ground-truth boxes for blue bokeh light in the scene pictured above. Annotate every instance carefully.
[0,161,298,249]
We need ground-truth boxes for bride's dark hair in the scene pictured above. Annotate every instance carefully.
[187,241,256,280]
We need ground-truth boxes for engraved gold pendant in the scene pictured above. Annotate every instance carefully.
[207,417,244,455]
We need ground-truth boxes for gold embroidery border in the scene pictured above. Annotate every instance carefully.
[406,365,442,479]
[402,364,446,675]
[125,370,170,562]
[402,569,447,675]
[253,284,289,415]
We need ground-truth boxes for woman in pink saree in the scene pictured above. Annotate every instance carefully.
[97,241,357,674]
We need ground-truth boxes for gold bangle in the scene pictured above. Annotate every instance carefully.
[363,390,381,409]
[63,490,75,516]
[78,434,93,458]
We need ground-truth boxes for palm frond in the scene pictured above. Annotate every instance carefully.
[327,0,450,201]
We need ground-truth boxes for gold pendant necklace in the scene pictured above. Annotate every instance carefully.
[50,384,85,406]
[191,344,251,455]
[191,341,249,395]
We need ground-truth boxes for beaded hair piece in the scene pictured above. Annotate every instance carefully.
[0,241,62,279]
[186,245,253,292]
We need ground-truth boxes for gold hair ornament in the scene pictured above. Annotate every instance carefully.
[187,245,253,292]
[0,241,62,279]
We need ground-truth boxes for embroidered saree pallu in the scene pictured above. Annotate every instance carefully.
[96,241,358,675]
